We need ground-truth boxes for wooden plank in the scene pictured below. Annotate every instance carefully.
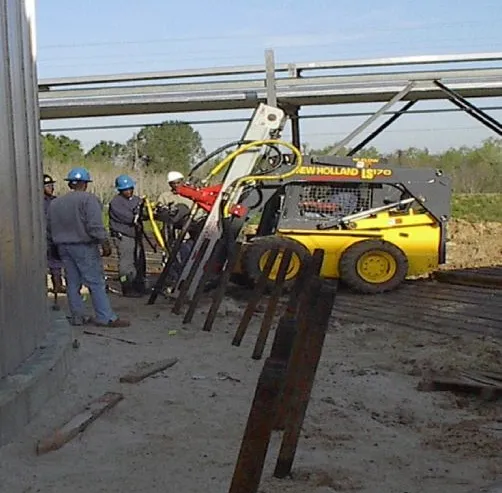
[475,370,502,382]
[35,392,124,455]
[386,283,502,306]
[83,330,138,345]
[434,270,502,289]
[458,370,502,387]
[337,296,502,332]
[417,375,502,400]
[119,357,179,384]
[333,305,497,339]
[336,298,499,331]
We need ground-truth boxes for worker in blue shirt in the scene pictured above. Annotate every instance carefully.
[108,174,146,297]
[47,167,130,328]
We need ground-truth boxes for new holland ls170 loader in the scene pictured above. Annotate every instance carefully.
[231,153,451,294]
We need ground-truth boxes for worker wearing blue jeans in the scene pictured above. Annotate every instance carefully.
[47,167,130,328]
[57,243,119,326]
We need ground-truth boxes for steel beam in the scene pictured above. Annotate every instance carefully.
[330,82,415,154]
[38,51,502,88]
[265,49,277,107]
[40,105,502,134]
[433,80,502,135]
[347,101,416,156]
[38,79,502,120]
[35,52,502,120]
[38,67,502,101]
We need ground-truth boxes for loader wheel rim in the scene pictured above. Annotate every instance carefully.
[259,250,301,281]
[356,250,397,284]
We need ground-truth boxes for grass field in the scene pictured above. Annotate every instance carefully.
[452,193,502,222]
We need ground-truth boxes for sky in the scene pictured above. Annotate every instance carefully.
[36,0,502,154]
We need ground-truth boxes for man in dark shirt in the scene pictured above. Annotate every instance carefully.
[47,167,129,328]
[43,174,65,294]
[108,174,146,298]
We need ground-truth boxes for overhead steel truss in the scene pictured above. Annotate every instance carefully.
[38,50,502,152]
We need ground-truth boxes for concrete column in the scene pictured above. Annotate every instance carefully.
[0,0,47,377]
[0,0,71,447]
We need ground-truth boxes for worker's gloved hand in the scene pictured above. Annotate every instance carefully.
[101,239,113,257]
[154,205,174,223]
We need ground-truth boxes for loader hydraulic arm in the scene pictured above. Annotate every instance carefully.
[175,183,248,217]
[175,183,222,213]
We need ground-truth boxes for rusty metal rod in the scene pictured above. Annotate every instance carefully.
[252,249,293,360]
[228,261,328,493]
[228,358,285,493]
[148,210,197,305]
[182,242,223,324]
[202,242,243,332]
[274,249,325,431]
[172,238,210,315]
[231,249,279,347]
[273,279,338,479]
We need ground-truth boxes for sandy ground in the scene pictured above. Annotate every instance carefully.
[0,220,501,493]
[0,290,501,493]
[443,219,502,270]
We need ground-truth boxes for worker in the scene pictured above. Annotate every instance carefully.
[157,170,208,237]
[47,167,130,328]
[43,173,65,294]
[108,174,146,298]
[155,171,203,285]
[156,171,196,235]
[157,171,192,208]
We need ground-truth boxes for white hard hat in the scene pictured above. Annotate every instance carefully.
[167,171,184,183]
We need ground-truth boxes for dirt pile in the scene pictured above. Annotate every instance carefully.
[445,219,502,269]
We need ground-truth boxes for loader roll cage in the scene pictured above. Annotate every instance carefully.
[234,154,452,235]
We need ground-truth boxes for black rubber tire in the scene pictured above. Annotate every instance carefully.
[339,240,408,294]
[242,236,310,290]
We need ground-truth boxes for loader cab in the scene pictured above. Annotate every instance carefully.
[254,180,421,235]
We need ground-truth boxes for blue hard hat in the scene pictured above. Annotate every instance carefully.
[65,167,92,183]
[115,174,136,191]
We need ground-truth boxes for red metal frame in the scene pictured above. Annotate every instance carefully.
[175,183,247,217]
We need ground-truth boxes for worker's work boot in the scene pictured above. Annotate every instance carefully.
[132,278,146,297]
[95,318,131,328]
[51,273,66,294]
[121,279,142,298]
[67,315,93,326]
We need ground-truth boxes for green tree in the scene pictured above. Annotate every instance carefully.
[41,133,84,162]
[85,140,125,161]
[128,121,205,174]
